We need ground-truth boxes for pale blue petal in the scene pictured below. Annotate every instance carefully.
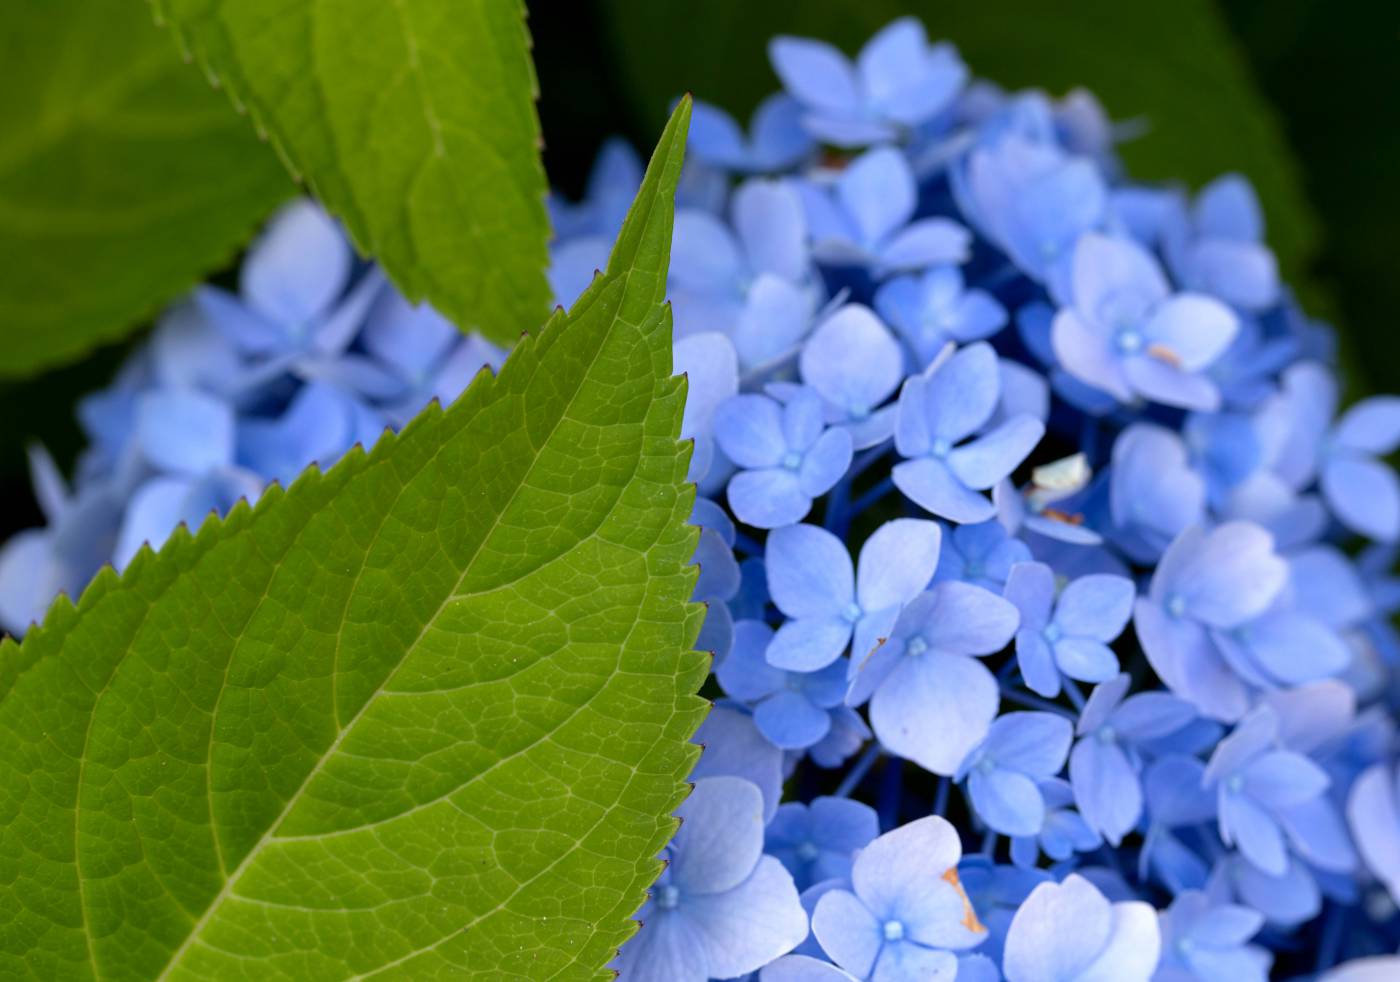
[871,944,958,982]
[1002,875,1112,982]
[241,201,350,328]
[757,690,832,749]
[685,856,810,979]
[1322,453,1400,541]
[715,394,787,468]
[947,416,1044,490]
[671,776,765,895]
[1003,561,1055,632]
[768,618,854,673]
[671,209,742,291]
[1242,751,1329,809]
[970,769,1046,836]
[837,147,915,248]
[923,341,1000,442]
[855,518,941,612]
[799,428,854,497]
[729,469,812,528]
[1054,574,1135,640]
[869,652,999,775]
[734,178,809,281]
[812,889,881,978]
[800,305,904,419]
[716,620,784,701]
[611,909,706,982]
[1333,396,1400,456]
[767,523,855,618]
[1016,629,1061,698]
[1223,793,1289,876]
[1070,739,1142,847]
[893,458,995,523]
[877,219,971,273]
[985,711,1073,777]
[691,706,784,821]
[769,36,861,114]
[1053,639,1120,684]
[135,389,234,475]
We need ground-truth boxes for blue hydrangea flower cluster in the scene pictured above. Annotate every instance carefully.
[5,16,1400,982]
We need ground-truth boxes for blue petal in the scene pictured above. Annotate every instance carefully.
[984,711,1073,777]
[1054,574,1135,640]
[855,518,942,612]
[756,689,832,749]
[671,776,766,895]
[799,428,854,497]
[970,769,1045,836]
[766,523,854,618]
[685,856,810,979]
[240,201,351,329]
[716,620,784,701]
[837,147,915,249]
[769,36,861,115]
[734,178,809,282]
[800,305,904,421]
[1322,454,1400,541]
[946,415,1044,490]
[1069,738,1142,846]
[135,389,234,475]
[894,458,995,523]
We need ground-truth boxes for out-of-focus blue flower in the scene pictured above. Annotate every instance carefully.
[1322,958,1400,982]
[810,816,987,982]
[613,776,808,982]
[1135,523,1287,721]
[675,332,740,483]
[353,291,503,426]
[934,518,1032,593]
[957,711,1073,835]
[689,94,814,173]
[1071,675,1197,846]
[549,137,641,241]
[847,582,1019,775]
[799,147,970,275]
[718,620,850,750]
[764,519,941,671]
[1266,361,1400,541]
[761,954,859,981]
[236,381,381,486]
[691,705,785,822]
[670,178,820,371]
[113,468,263,571]
[893,342,1044,523]
[196,201,382,379]
[874,266,1007,369]
[1052,234,1239,411]
[1348,761,1400,904]
[797,304,904,448]
[1009,777,1101,868]
[769,18,966,147]
[1163,175,1279,313]
[960,132,1107,294]
[715,387,854,528]
[1152,889,1271,982]
[1203,706,1330,876]
[1140,755,1217,894]
[690,498,741,661]
[1004,561,1134,697]
[1108,424,1206,564]
[766,796,879,891]
[1002,873,1161,982]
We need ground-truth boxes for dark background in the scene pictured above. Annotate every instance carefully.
[3,0,1397,539]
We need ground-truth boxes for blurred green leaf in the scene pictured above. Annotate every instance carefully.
[602,0,1320,292]
[0,0,291,378]
[151,0,553,346]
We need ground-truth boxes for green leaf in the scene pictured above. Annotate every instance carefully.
[0,0,291,378]
[602,0,1320,288]
[0,99,702,981]
[150,0,553,346]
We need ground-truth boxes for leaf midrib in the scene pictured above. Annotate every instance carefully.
[149,278,642,981]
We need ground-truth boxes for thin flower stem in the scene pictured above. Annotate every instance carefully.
[878,754,904,830]
[998,685,1075,718]
[933,776,950,817]
[834,743,880,798]
[1063,678,1086,712]
[849,477,895,517]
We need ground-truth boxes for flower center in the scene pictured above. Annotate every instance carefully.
[1226,774,1245,795]
[781,451,803,470]
[656,884,681,910]
[906,636,929,657]
[1166,594,1187,619]
[1117,328,1144,353]
[931,438,952,458]
[883,919,906,942]
[1042,623,1063,643]
[976,756,997,775]
[842,602,863,623]
[1096,725,1117,745]
[796,841,820,862]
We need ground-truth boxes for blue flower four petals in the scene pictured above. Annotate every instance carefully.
[893,341,1045,523]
